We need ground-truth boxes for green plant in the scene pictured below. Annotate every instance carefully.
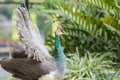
[64,49,120,80]
[46,0,120,60]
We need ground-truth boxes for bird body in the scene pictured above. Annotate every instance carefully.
[0,6,66,80]
[0,35,66,80]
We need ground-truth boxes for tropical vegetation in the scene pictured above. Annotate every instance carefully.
[0,0,120,80]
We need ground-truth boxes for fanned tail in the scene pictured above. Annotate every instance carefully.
[13,7,52,61]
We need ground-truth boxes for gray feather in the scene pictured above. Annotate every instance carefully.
[9,42,26,58]
[13,7,52,61]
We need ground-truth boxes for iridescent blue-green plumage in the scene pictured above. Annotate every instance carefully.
[54,36,66,76]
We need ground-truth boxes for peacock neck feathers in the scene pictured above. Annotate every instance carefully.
[54,36,66,77]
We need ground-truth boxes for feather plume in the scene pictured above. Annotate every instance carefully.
[13,7,52,61]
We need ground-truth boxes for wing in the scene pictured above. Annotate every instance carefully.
[0,58,57,80]
[13,7,52,61]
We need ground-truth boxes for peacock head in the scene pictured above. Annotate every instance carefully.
[55,27,67,36]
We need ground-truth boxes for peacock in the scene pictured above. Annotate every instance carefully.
[0,6,66,80]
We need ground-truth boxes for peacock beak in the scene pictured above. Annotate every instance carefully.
[63,32,68,35]
[62,30,68,35]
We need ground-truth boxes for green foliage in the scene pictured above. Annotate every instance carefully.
[64,50,120,80]
[46,0,120,58]
[2,0,120,80]
[44,1,120,79]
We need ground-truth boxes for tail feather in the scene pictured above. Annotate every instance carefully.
[13,7,52,61]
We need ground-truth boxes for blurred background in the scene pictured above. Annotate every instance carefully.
[0,0,120,80]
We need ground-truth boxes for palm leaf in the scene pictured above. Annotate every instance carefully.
[45,0,120,59]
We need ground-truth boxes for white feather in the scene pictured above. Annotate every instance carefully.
[38,71,57,80]
[14,7,52,61]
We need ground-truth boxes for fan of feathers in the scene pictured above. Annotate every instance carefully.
[0,3,67,80]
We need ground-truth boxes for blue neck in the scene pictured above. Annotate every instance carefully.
[54,36,66,74]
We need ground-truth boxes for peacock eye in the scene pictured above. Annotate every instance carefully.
[61,29,64,33]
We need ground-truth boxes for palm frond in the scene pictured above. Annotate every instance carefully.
[50,0,120,54]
